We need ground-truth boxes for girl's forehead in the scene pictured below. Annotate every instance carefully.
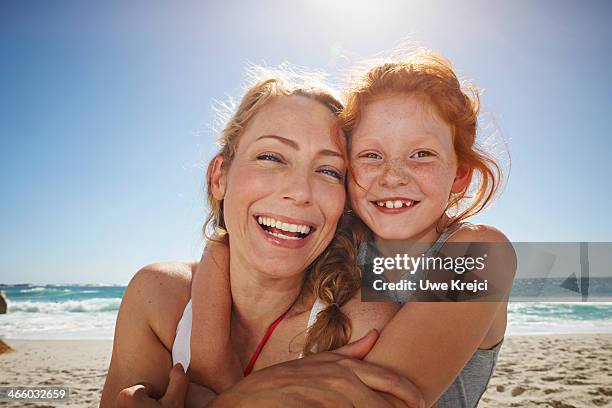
[354,95,453,147]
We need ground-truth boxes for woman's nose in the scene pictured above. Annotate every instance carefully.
[281,172,313,206]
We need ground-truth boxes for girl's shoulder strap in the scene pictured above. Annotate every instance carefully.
[428,221,473,255]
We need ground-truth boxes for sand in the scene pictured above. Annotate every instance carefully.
[480,333,612,408]
[0,334,611,407]
[0,340,112,407]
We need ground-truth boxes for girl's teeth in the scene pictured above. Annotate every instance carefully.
[376,200,415,208]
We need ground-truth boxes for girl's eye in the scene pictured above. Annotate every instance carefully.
[412,151,434,159]
[360,152,382,160]
[256,153,283,163]
[318,167,345,181]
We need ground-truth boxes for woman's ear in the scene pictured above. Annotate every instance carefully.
[210,155,227,200]
[451,163,473,194]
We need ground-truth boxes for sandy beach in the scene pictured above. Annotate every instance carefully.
[1,334,611,407]
[480,333,612,408]
[0,340,112,407]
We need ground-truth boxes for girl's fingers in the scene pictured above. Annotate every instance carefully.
[160,363,189,408]
[116,384,157,408]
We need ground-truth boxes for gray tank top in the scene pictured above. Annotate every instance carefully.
[358,222,503,408]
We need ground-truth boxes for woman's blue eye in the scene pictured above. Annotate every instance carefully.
[319,168,345,181]
[257,153,283,162]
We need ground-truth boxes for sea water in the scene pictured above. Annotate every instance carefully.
[1,281,611,340]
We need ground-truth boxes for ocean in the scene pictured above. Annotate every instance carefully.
[1,281,611,340]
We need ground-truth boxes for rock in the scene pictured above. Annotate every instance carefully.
[0,339,15,354]
[0,290,6,314]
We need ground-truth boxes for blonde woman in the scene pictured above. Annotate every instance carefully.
[101,73,423,408]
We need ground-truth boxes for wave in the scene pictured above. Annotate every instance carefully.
[508,302,612,321]
[17,287,73,294]
[1,283,126,288]
[7,298,120,313]
[19,287,47,293]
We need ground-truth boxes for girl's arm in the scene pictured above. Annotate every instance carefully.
[189,240,243,392]
[363,225,516,407]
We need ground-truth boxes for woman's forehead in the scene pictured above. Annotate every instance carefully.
[242,95,341,147]
[257,94,337,123]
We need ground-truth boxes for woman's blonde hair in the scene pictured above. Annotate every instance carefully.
[203,67,359,355]
[341,49,505,228]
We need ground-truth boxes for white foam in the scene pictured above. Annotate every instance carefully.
[7,298,120,313]
[0,311,118,340]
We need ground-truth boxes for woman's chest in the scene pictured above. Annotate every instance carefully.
[245,313,310,372]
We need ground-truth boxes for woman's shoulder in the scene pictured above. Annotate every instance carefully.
[130,261,196,293]
[124,261,197,348]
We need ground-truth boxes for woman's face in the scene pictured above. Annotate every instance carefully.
[348,94,468,242]
[212,95,346,279]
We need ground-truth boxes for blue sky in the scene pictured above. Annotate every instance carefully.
[1,0,611,284]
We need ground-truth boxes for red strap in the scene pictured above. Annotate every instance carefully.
[243,307,291,376]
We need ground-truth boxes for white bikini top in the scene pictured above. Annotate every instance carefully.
[171,297,327,372]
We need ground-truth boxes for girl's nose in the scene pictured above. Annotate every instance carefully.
[378,159,411,188]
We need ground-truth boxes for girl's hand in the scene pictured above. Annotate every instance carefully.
[190,241,243,392]
[209,330,425,408]
[116,364,189,408]
[117,364,218,408]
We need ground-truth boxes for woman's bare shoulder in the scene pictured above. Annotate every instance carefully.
[100,261,198,406]
[127,261,198,348]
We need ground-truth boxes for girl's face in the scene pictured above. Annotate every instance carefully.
[348,94,470,243]
[211,95,347,280]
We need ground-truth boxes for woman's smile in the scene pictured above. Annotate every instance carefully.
[253,213,316,249]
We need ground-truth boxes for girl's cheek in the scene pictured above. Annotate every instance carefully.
[409,162,454,188]
[349,164,378,193]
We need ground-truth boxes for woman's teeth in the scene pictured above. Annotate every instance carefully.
[267,231,302,240]
[376,200,415,209]
[257,216,311,240]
